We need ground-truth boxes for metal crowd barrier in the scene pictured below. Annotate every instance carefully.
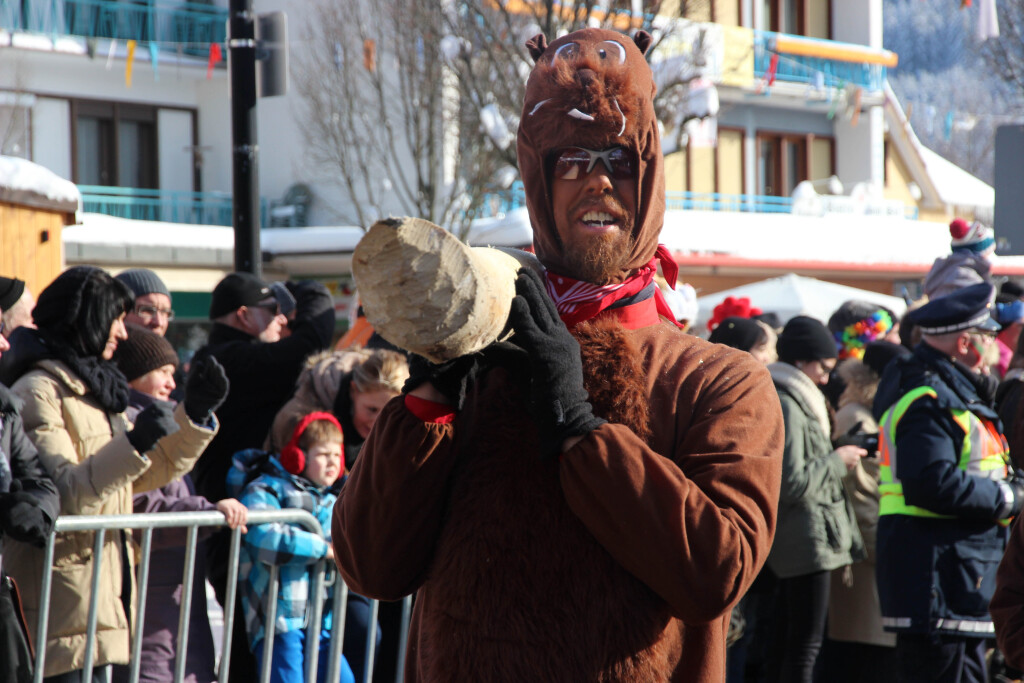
[31,510,413,683]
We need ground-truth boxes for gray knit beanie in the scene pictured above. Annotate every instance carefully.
[115,269,171,300]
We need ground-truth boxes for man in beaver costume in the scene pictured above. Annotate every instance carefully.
[333,28,783,681]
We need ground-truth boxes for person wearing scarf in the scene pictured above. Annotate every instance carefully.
[333,28,783,682]
[1,266,224,681]
[765,316,866,683]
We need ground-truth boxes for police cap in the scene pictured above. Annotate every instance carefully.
[908,282,1000,335]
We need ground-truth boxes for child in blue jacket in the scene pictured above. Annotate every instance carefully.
[227,411,353,683]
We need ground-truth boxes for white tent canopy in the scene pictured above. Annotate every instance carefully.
[695,273,908,333]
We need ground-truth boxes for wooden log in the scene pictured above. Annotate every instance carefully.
[352,217,541,362]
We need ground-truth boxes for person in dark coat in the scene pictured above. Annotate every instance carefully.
[872,283,1021,683]
[190,273,335,503]
[0,380,60,683]
[765,316,866,683]
[190,272,333,683]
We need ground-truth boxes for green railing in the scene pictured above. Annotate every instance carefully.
[0,0,227,53]
[475,185,918,220]
[79,185,270,227]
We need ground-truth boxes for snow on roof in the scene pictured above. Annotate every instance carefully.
[883,84,993,214]
[466,207,533,248]
[261,226,364,254]
[659,209,953,266]
[69,204,1024,276]
[66,213,234,248]
[0,156,80,214]
[917,146,995,211]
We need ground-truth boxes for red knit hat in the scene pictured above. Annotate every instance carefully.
[280,411,343,476]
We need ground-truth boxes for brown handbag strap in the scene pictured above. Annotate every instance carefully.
[4,574,34,659]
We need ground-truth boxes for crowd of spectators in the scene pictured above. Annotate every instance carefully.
[4,213,1024,683]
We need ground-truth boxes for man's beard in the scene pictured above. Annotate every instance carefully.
[562,215,635,284]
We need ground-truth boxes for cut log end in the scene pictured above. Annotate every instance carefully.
[352,217,539,361]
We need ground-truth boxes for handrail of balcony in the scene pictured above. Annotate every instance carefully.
[666,192,794,213]
[753,30,888,92]
[79,185,270,227]
[0,0,227,54]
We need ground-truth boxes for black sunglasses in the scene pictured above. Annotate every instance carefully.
[251,301,281,316]
[551,147,634,181]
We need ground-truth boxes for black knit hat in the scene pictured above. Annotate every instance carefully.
[709,317,765,352]
[209,272,273,319]
[114,323,179,382]
[862,340,911,378]
[33,266,135,358]
[115,269,171,300]
[777,315,837,364]
[0,276,25,311]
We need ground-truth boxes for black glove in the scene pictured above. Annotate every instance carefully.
[508,268,606,459]
[0,490,55,547]
[183,355,230,423]
[127,401,180,454]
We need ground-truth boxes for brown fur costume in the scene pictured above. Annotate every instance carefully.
[574,317,651,441]
[333,28,783,683]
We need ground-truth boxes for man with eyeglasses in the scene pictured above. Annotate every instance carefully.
[189,271,334,682]
[334,28,784,683]
[872,282,1020,683]
[115,269,175,337]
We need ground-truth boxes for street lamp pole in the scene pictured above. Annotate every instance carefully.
[229,0,261,276]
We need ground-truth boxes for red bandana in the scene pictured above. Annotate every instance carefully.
[544,245,683,328]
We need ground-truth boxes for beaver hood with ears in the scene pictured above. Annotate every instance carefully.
[516,28,665,284]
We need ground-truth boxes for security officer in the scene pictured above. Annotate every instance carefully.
[872,282,1023,683]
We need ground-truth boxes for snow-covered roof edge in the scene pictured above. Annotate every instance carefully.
[882,83,994,216]
[0,156,81,216]
[882,83,943,210]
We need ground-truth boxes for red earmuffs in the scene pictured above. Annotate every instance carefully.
[279,411,343,475]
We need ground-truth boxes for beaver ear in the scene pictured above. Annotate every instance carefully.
[526,33,548,63]
[633,30,652,56]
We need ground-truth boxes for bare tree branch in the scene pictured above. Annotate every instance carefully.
[293,0,700,239]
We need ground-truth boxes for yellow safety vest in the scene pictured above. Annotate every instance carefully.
[878,386,1010,520]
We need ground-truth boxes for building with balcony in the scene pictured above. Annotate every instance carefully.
[1,0,1018,339]
[632,0,1022,300]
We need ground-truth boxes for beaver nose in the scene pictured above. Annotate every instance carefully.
[577,68,597,85]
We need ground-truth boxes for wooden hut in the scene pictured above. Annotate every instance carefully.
[0,156,78,296]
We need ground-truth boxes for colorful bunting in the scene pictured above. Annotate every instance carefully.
[207,43,222,80]
[106,39,117,70]
[765,53,779,86]
[126,39,136,87]
[363,39,376,72]
[148,42,159,81]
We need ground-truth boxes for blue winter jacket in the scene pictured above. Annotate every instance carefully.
[871,342,1010,636]
[226,448,341,650]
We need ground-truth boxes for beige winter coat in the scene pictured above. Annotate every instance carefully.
[828,360,896,647]
[4,359,217,676]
